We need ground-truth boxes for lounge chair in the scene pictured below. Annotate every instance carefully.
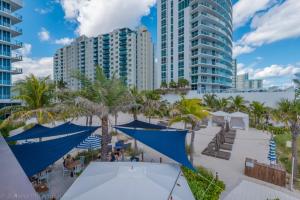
[38,170,49,184]
[209,141,232,151]
[212,136,235,144]
[62,165,70,177]
[202,147,231,160]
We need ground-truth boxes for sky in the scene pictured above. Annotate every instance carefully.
[13,0,300,88]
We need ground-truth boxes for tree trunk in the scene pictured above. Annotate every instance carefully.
[115,113,118,125]
[133,113,138,155]
[89,115,93,126]
[133,112,137,120]
[291,130,298,184]
[100,116,110,161]
[85,116,88,126]
[148,117,151,123]
[190,127,195,166]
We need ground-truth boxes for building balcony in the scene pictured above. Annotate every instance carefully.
[7,0,22,12]
[0,67,22,74]
[0,7,22,25]
[11,54,22,62]
[0,81,12,86]
[11,67,22,74]
[0,22,22,37]
[11,40,22,49]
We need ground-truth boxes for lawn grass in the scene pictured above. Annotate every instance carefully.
[182,166,225,200]
[274,134,300,188]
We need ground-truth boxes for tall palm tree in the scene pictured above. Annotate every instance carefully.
[142,90,163,123]
[203,94,217,111]
[0,74,56,127]
[230,95,247,112]
[169,97,209,165]
[273,99,300,184]
[216,98,229,112]
[74,66,129,160]
[128,87,144,120]
[250,101,266,127]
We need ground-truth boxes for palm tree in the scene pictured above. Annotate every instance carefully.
[216,98,229,112]
[250,101,266,127]
[203,94,217,111]
[273,99,300,184]
[142,90,163,123]
[0,74,57,127]
[128,87,144,120]
[230,95,247,112]
[169,97,209,165]
[74,66,129,160]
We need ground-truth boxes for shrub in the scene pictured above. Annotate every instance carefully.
[182,167,225,200]
[0,121,25,138]
[267,126,290,135]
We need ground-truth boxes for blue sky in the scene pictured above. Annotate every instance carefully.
[14,0,300,88]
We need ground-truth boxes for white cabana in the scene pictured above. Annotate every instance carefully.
[209,111,230,126]
[229,112,249,130]
[61,162,195,200]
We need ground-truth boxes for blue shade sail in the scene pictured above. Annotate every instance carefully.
[10,128,97,177]
[116,120,167,129]
[7,122,100,141]
[6,124,51,141]
[115,127,194,170]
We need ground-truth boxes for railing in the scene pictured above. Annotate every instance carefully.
[11,0,23,7]
[0,7,22,20]
[11,67,22,74]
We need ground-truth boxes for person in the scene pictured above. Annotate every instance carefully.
[110,152,116,162]
[64,154,75,177]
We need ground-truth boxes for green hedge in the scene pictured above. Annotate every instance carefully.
[0,120,25,138]
[267,126,290,135]
[182,167,225,200]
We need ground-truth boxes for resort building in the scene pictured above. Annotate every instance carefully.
[54,27,154,91]
[236,73,263,90]
[157,0,234,93]
[0,0,23,107]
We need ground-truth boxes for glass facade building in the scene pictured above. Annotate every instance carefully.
[0,0,22,104]
[157,0,233,93]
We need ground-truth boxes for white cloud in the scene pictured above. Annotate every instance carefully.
[233,43,255,58]
[16,43,32,57]
[235,0,300,57]
[233,0,276,29]
[253,64,300,79]
[55,37,74,45]
[237,62,300,87]
[38,27,50,41]
[59,0,156,37]
[34,8,53,14]
[12,43,53,81]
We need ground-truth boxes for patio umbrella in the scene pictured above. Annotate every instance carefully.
[268,137,277,165]
[77,135,101,150]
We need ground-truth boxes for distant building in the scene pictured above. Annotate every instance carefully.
[54,27,154,91]
[232,59,237,88]
[0,0,23,107]
[236,73,263,90]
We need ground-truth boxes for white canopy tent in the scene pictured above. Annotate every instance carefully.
[229,112,249,131]
[209,111,230,127]
[61,162,195,200]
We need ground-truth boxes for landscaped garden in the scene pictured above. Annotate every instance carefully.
[182,167,225,200]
